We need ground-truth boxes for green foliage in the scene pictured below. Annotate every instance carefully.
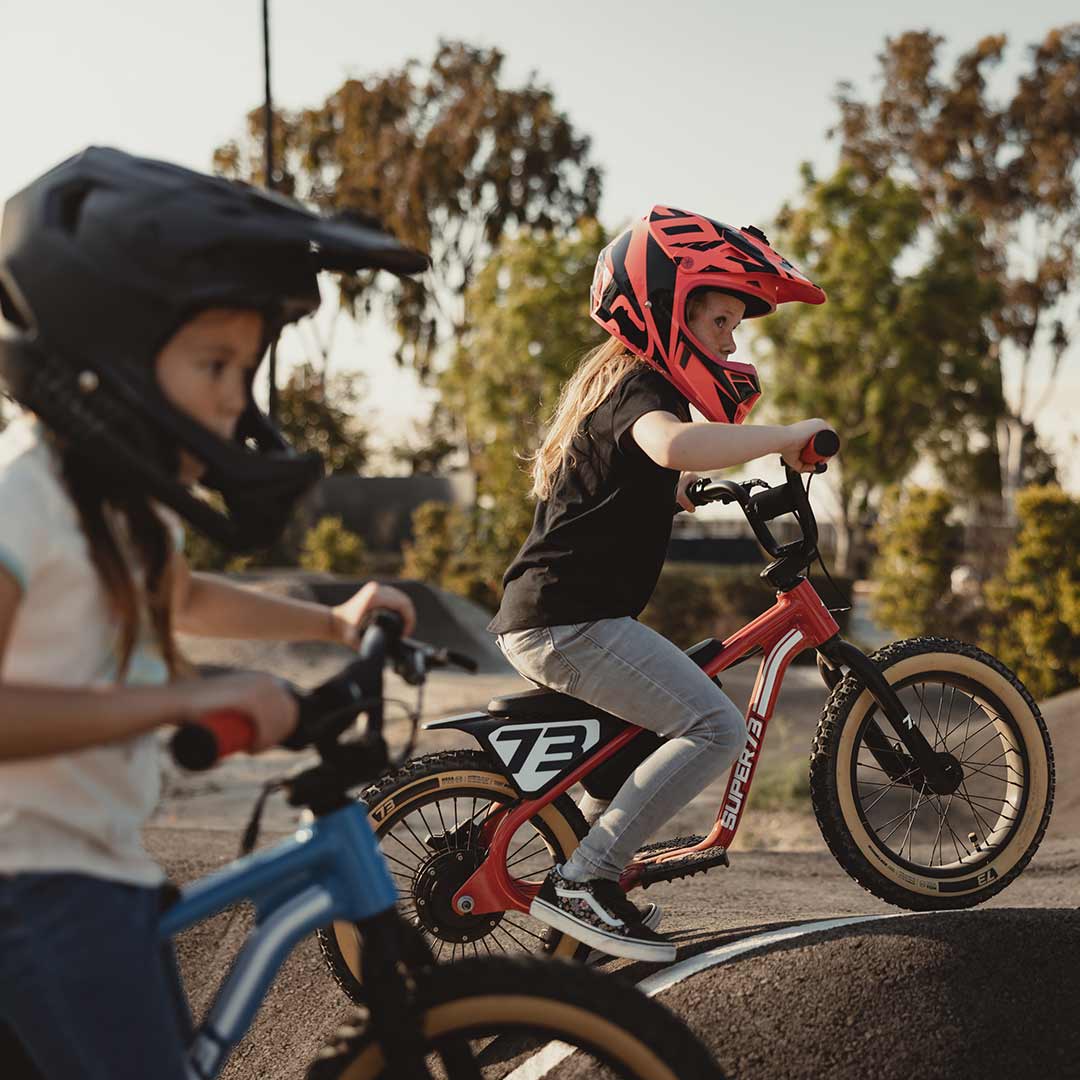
[440,220,607,572]
[298,516,369,576]
[640,564,853,649]
[984,487,1080,699]
[183,526,232,572]
[397,223,607,611]
[401,502,502,611]
[215,40,601,380]
[748,758,811,811]
[871,487,964,639]
[276,362,368,474]
[755,164,1000,571]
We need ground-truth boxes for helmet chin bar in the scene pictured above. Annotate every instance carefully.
[673,334,762,425]
[0,335,324,553]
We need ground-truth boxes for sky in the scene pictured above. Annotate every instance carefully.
[3,0,1079,491]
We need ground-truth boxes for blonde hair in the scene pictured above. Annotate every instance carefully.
[528,337,643,501]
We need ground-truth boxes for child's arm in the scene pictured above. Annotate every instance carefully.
[172,554,416,644]
[0,566,296,761]
[630,412,832,473]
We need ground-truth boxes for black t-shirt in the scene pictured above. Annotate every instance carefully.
[488,367,691,633]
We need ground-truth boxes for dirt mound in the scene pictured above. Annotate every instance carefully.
[663,908,1080,1080]
[1040,686,1080,843]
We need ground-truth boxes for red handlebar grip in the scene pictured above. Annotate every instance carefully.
[799,429,840,466]
[201,709,257,758]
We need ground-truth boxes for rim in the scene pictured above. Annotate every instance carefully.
[850,672,1029,878]
[375,786,564,961]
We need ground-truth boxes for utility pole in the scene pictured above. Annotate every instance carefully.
[262,0,279,419]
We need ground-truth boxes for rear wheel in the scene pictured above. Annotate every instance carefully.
[306,955,725,1080]
[318,750,590,1002]
[811,637,1053,909]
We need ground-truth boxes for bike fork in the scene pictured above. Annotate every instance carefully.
[358,912,482,1080]
[817,638,963,796]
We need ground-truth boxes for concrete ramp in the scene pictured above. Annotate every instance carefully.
[302,577,512,674]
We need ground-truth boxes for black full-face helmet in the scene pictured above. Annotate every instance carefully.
[0,146,429,550]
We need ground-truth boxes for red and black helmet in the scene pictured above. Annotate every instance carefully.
[590,206,826,424]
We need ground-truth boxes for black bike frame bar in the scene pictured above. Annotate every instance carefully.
[819,638,951,791]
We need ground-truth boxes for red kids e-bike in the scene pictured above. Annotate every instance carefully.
[319,431,1054,995]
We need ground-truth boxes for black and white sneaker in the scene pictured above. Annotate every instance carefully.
[530,867,676,963]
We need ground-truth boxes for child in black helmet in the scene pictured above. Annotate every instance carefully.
[0,147,424,1078]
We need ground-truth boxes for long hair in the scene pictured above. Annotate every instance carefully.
[528,336,643,501]
[58,446,181,682]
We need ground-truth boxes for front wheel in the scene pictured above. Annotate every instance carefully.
[810,636,1054,909]
[305,955,724,1080]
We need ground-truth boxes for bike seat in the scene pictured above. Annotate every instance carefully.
[486,687,591,721]
[488,638,724,720]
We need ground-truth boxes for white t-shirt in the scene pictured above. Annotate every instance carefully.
[0,416,181,886]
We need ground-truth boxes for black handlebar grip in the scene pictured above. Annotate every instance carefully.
[446,649,479,673]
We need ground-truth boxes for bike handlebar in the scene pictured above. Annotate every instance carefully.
[169,612,477,772]
[684,429,840,568]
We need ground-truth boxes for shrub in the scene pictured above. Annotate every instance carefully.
[402,501,503,611]
[984,486,1080,700]
[641,563,852,650]
[870,486,964,638]
[298,516,369,576]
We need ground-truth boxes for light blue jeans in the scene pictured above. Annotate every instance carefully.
[497,617,745,881]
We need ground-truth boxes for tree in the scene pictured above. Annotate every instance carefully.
[214,40,601,380]
[276,361,369,474]
[440,219,607,570]
[833,28,1080,511]
[753,164,999,573]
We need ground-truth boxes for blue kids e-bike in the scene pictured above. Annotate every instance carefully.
[161,613,721,1080]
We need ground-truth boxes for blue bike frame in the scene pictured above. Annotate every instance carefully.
[158,801,395,1080]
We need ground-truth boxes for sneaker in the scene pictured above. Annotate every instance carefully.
[541,900,663,957]
[530,868,676,963]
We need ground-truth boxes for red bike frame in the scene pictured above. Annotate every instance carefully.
[451,577,840,918]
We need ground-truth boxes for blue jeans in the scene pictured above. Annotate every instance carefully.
[497,617,746,880]
[0,872,192,1080]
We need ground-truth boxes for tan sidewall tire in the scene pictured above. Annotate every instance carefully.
[331,768,583,982]
[332,995,683,1080]
[835,650,1051,900]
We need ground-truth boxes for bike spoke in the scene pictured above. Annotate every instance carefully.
[388,822,428,864]
[940,684,963,742]
[502,915,548,943]
[899,785,926,860]
[434,798,451,845]
[497,920,536,952]
[383,849,424,875]
[505,831,543,866]
[929,791,957,867]
[506,835,550,871]
[861,774,917,816]
[912,684,945,749]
